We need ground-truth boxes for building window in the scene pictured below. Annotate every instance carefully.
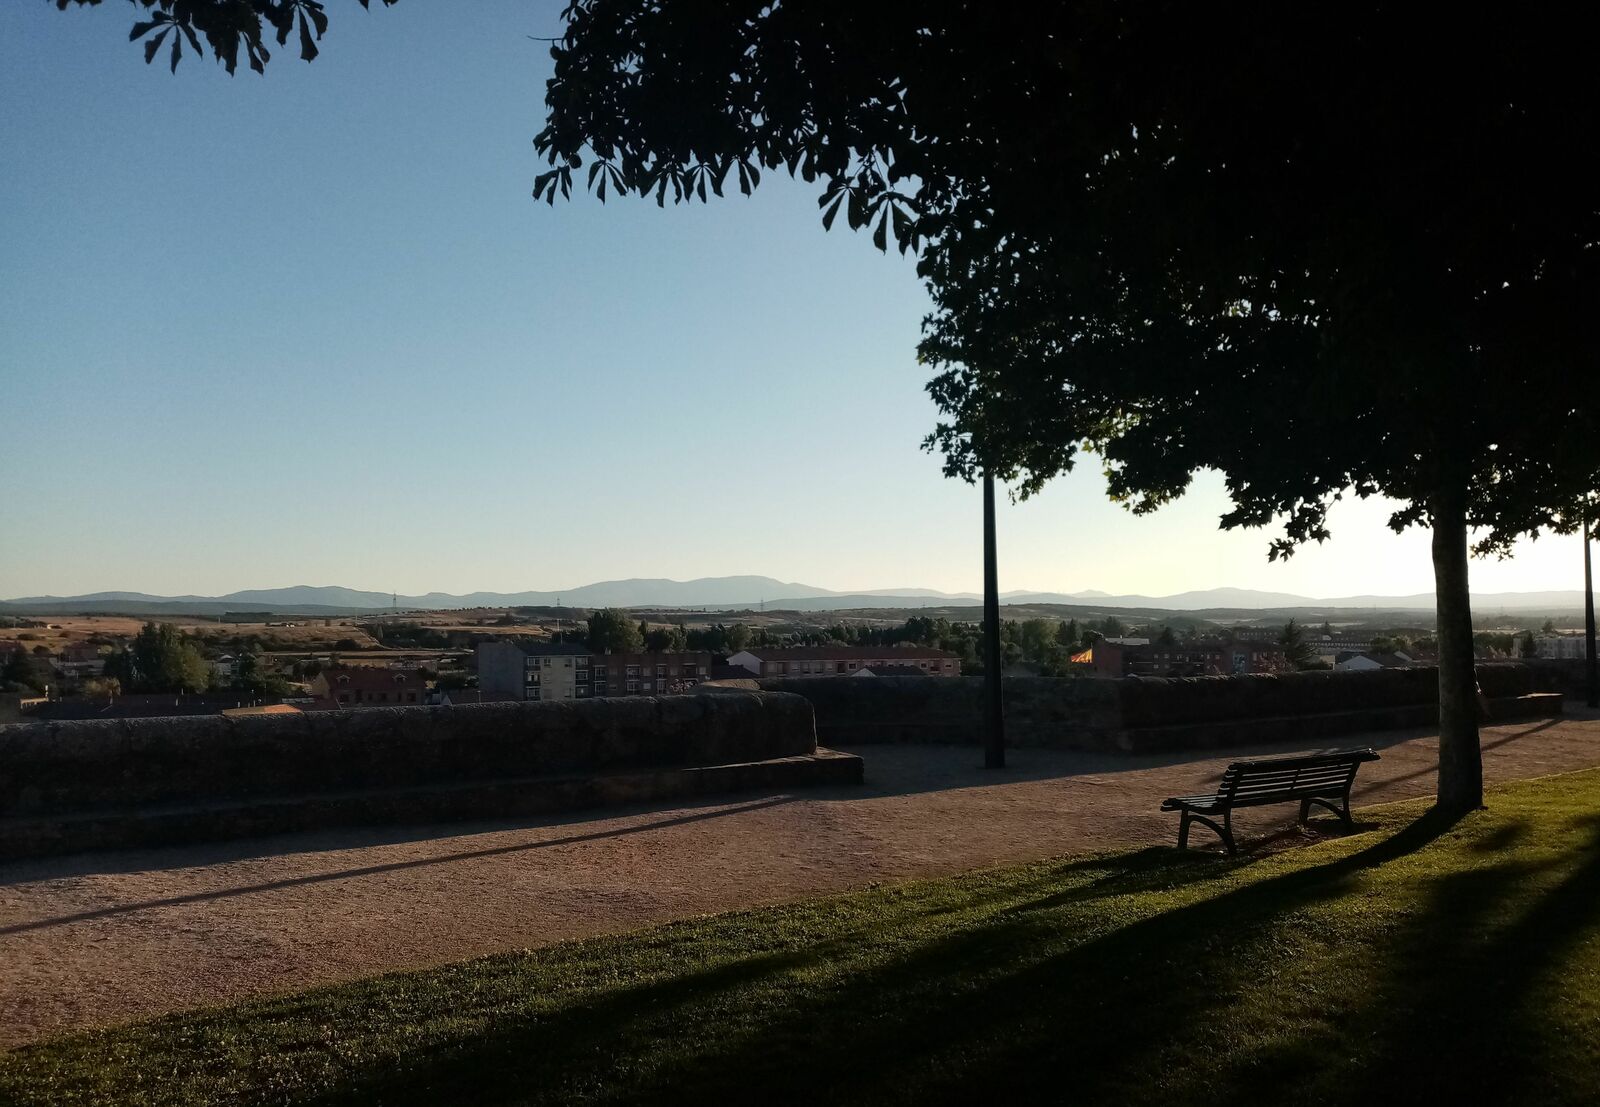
[406,693,417,703]
[848,662,857,670]
[337,692,350,703]
[681,664,698,677]
[655,665,667,677]
[529,688,541,700]
[627,680,639,694]
[627,665,640,678]
[594,666,607,678]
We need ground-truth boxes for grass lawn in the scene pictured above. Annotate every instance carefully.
[5,770,1600,1106]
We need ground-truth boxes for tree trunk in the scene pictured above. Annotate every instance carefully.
[1432,486,1483,814]
[1584,515,1597,710]
[982,473,1005,768]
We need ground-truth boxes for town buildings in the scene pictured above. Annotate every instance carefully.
[1333,650,1417,672]
[476,640,714,700]
[1535,633,1598,661]
[1077,636,1289,677]
[724,646,961,677]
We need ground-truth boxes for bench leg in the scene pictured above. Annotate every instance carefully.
[1302,794,1356,830]
[1176,811,1234,855]
[1298,797,1312,825]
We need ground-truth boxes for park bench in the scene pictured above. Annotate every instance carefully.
[1161,747,1380,855]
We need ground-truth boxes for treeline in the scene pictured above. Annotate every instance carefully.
[100,623,293,699]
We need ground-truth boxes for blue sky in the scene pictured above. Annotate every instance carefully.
[0,1,1582,601]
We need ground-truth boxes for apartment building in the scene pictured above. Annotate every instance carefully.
[589,651,713,696]
[477,640,590,701]
[476,640,713,700]
[725,646,961,677]
[1535,633,1597,660]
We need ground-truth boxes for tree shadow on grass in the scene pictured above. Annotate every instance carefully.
[271,809,1470,1106]
[1340,813,1600,1104]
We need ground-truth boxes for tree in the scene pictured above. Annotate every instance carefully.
[55,0,397,75]
[1017,619,1057,662]
[725,623,752,653]
[526,4,1598,816]
[1100,616,1126,640]
[103,623,210,693]
[644,624,689,652]
[1056,619,1079,651]
[79,676,121,698]
[64,3,1597,812]
[1280,620,1316,671]
[1519,631,1538,659]
[587,608,644,654]
[233,651,292,700]
[1542,619,1556,635]
[1158,626,1177,647]
[2,649,53,695]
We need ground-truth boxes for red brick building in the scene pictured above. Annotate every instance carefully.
[311,666,428,708]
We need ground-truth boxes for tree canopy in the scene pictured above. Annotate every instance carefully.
[55,0,396,74]
[586,608,644,653]
[527,1,1598,813]
[104,622,210,693]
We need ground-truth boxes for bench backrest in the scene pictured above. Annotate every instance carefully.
[1214,748,1379,804]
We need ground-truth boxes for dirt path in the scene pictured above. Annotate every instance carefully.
[3,713,1598,1049]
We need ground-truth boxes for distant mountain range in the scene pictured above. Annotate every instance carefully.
[2,578,1592,615]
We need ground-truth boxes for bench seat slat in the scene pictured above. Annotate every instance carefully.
[1161,749,1377,809]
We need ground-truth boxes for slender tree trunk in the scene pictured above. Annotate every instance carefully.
[1585,516,1597,710]
[1432,486,1483,814]
[982,473,1005,768]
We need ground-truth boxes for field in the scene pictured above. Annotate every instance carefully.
[3,768,1597,1105]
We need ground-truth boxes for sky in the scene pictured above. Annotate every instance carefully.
[0,1,1585,602]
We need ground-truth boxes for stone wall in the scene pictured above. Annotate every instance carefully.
[724,676,1122,749]
[0,691,817,820]
[702,662,1561,754]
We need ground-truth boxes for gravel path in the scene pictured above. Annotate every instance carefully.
[3,712,1598,1049]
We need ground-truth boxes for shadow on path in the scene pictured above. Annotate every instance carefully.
[0,797,795,937]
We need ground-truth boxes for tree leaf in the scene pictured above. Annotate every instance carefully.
[821,191,845,232]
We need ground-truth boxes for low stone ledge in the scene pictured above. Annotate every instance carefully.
[0,691,818,818]
[0,748,864,862]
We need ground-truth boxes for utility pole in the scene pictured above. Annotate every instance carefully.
[1585,514,1597,709]
[983,472,1005,768]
